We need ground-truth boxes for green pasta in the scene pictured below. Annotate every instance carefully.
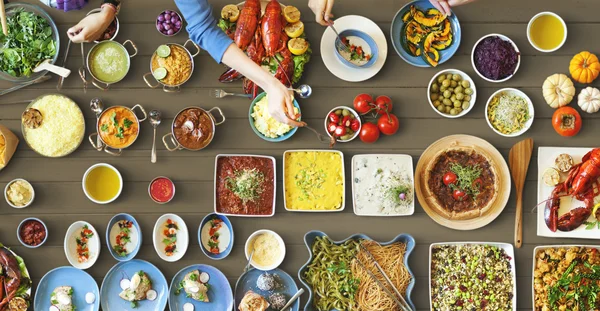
[303,236,361,311]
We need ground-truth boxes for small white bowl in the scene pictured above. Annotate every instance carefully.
[324,106,362,142]
[471,34,521,83]
[82,163,123,204]
[244,229,286,271]
[153,213,189,262]
[427,69,477,119]
[527,12,567,53]
[64,221,101,270]
[5,178,34,208]
[485,88,535,137]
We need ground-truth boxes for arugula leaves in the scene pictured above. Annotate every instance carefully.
[0,9,56,77]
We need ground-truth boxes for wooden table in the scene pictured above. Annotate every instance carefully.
[1,0,599,310]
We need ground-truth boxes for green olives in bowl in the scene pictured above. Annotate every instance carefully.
[428,69,476,118]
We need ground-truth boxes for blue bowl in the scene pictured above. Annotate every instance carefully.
[34,266,100,311]
[17,217,48,248]
[198,213,234,260]
[249,92,300,142]
[235,268,300,311]
[334,29,379,69]
[390,0,461,67]
[105,213,142,261]
[169,264,234,311]
[298,230,416,311]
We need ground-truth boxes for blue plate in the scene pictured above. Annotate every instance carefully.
[34,266,100,311]
[100,259,168,311]
[198,213,234,260]
[390,0,461,67]
[169,264,233,311]
[335,29,379,69]
[298,231,416,311]
[106,213,142,262]
[235,268,300,311]
[249,92,300,142]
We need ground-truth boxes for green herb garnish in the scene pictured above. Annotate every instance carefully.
[449,163,483,197]
[101,124,109,132]
[110,112,118,127]
[115,127,124,139]
[123,118,133,129]
[190,273,198,282]
[225,168,265,204]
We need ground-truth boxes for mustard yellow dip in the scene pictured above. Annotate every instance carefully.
[98,107,139,149]
[284,151,344,211]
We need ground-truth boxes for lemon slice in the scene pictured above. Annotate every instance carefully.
[283,6,301,23]
[542,167,560,187]
[288,38,308,56]
[221,4,240,22]
[156,45,171,58]
[153,67,167,80]
[285,21,304,38]
[593,203,600,217]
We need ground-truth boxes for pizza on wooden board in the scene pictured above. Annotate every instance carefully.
[423,146,499,220]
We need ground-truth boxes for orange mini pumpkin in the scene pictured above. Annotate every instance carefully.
[569,51,600,84]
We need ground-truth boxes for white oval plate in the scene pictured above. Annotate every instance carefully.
[320,15,388,82]
[153,213,188,262]
[64,221,100,270]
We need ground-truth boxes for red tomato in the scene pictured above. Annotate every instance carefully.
[359,122,380,143]
[350,119,361,132]
[375,95,393,114]
[328,112,340,124]
[552,106,582,137]
[334,125,347,136]
[443,172,457,186]
[341,115,352,127]
[452,189,467,201]
[353,93,374,114]
[327,122,338,133]
[472,178,483,190]
[377,113,399,135]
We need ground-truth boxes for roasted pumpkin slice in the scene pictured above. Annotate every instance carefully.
[438,19,451,37]
[432,33,453,50]
[402,10,412,22]
[408,42,421,56]
[413,7,445,27]
[421,33,440,66]
[406,21,425,45]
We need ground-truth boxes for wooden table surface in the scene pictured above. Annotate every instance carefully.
[1,0,599,310]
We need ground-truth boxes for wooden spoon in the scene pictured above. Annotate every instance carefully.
[0,1,7,36]
[508,138,533,248]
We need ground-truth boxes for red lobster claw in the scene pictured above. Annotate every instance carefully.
[557,207,593,232]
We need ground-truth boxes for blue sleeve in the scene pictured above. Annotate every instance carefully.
[174,0,234,63]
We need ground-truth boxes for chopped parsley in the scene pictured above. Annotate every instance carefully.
[101,124,109,132]
[115,127,124,139]
[130,301,138,308]
[110,112,118,127]
[225,168,265,203]
[189,273,198,282]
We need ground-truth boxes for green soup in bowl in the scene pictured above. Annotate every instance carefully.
[88,40,136,85]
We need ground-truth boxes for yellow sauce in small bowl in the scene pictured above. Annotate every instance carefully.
[83,164,122,204]
[528,13,566,52]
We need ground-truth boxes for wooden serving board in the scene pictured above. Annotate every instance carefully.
[415,134,511,230]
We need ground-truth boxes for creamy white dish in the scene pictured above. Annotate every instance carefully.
[109,220,139,257]
[200,219,231,254]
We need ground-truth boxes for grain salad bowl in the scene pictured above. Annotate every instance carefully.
[485,88,534,137]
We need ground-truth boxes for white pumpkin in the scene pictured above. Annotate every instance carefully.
[542,73,575,108]
[578,87,600,113]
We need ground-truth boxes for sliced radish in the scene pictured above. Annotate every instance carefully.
[85,292,96,304]
[183,302,194,311]
[199,272,210,283]
[120,279,131,290]
[50,306,60,311]
[146,289,157,301]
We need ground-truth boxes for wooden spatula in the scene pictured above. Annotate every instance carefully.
[508,138,533,248]
[0,1,7,36]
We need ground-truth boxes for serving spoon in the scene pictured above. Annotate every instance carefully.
[90,98,104,149]
[289,84,312,99]
[33,59,71,78]
[149,110,162,163]
[281,288,304,311]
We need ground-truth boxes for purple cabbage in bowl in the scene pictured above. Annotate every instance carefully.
[474,36,519,81]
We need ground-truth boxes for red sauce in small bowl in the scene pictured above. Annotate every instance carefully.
[19,220,46,246]
[150,177,175,203]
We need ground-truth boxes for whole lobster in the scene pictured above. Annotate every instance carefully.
[234,0,261,50]
[545,148,600,232]
[0,247,21,311]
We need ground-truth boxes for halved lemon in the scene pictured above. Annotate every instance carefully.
[288,38,309,55]
[283,6,301,23]
[593,203,600,217]
[285,21,304,38]
[221,4,240,22]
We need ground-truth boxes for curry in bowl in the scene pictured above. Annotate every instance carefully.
[173,107,214,150]
[151,44,193,86]
[98,106,140,149]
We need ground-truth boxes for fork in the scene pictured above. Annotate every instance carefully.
[328,21,351,54]
[210,89,252,99]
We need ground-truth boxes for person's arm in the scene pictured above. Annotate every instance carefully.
[429,0,477,16]
[67,0,119,43]
[175,0,302,126]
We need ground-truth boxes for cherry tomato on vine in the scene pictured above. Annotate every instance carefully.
[443,172,457,186]
[375,95,393,114]
[377,113,399,135]
[353,93,374,114]
[359,122,380,143]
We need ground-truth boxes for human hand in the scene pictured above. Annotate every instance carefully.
[428,0,475,16]
[265,81,303,127]
[308,0,334,26]
[67,7,115,43]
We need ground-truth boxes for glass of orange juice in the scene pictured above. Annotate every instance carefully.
[527,12,567,52]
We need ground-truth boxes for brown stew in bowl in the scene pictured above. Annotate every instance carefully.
[173,108,214,150]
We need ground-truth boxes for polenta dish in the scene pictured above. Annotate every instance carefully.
[284,151,344,211]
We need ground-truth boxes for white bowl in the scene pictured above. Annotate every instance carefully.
[64,221,100,270]
[485,88,535,137]
[527,12,567,53]
[324,106,362,142]
[82,163,123,204]
[153,213,189,262]
[471,34,521,83]
[244,229,286,271]
[427,69,477,118]
[4,178,34,208]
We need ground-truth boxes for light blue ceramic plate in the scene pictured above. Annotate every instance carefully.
[198,213,234,260]
[106,213,142,262]
[100,259,168,311]
[335,29,379,69]
[249,92,301,142]
[235,268,300,311]
[298,230,416,311]
[34,266,100,311]
[390,0,461,67]
[168,264,233,311]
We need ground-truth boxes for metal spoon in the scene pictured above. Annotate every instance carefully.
[149,110,162,163]
[244,249,255,274]
[301,123,336,147]
[90,98,104,148]
[281,288,304,311]
[290,84,312,99]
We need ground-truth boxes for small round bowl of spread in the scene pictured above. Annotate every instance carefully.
[148,176,175,204]
[5,178,35,208]
[17,217,48,248]
[244,229,286,271]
